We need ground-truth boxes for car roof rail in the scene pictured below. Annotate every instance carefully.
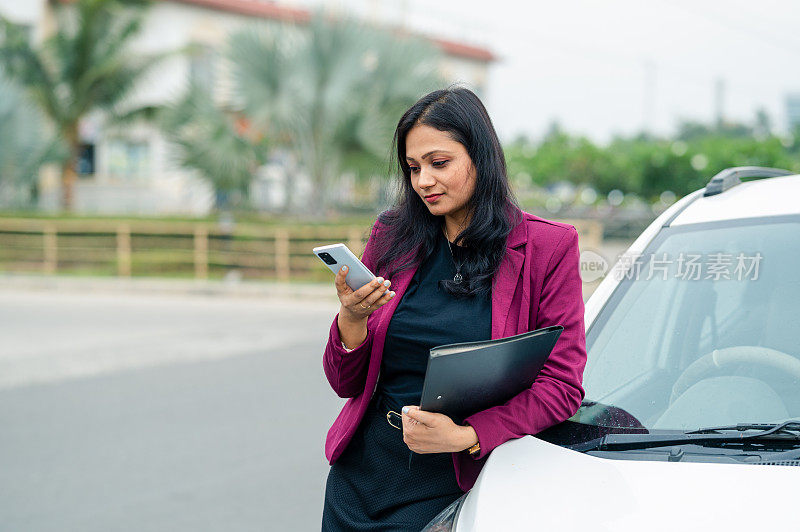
[703,166,794,197]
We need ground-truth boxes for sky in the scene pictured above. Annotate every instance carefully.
[293,0,800,145]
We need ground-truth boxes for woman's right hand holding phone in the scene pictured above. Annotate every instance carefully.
[335,266,395,322]
[335,266,395,350]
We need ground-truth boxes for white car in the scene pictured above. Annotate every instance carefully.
[424,167,800,531]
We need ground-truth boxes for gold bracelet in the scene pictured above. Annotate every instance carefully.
[466,441,480,456]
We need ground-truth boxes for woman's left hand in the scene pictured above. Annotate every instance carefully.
[401,406,477,453]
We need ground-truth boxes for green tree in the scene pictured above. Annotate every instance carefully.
[506,130,627,194]
[228,8,443,215]
[0,70,65,208]
[158,81,269,211]
[505,116,800,205]
[0,0,173,211]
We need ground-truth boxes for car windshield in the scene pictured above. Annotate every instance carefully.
[573,214,800,433]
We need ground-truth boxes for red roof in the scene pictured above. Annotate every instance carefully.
[169,0,309,23]
[169,0,496,62]
[429,37,496,62]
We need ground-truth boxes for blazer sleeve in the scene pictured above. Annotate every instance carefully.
[322,218,383,398]
[462,226,587,459]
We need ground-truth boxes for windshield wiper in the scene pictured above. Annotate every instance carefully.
[579,420,800,452]
[685,421,800,436]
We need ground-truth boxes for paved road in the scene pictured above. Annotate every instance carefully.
[0,289,346,531]
[0,255,613,532]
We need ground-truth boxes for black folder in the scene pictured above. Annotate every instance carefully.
[419,325,564,423]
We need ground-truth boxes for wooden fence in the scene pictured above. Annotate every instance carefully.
[0,218,603,282]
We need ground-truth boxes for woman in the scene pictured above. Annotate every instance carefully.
[321,86,587,531]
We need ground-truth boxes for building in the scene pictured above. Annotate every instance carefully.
[0,0,496,215]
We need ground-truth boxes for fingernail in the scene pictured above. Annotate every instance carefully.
[376,277,384,283]
[342,266,347,271]
[388,291,395,297]
[383,280,391,287]
[402,406,409,414]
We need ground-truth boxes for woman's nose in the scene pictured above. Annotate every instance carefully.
[417,168,436,187]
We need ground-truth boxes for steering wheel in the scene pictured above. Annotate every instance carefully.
[670,346,800,404]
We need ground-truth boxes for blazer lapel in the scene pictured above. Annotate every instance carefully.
[491,215,528,339]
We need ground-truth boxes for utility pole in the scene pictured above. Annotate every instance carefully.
[643,59,656,135]
[714,77,725,129]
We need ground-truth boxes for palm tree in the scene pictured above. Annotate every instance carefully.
[228,8,443,216]
[0,0,173,212]
[158,80,269,212]
[0,70,64,209]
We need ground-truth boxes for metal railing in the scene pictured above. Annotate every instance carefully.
[0,217,603,281]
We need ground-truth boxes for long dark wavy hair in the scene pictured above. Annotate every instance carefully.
[372,85,524,299]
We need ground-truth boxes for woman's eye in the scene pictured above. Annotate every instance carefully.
[409,166,419,173]
[432,160,448,167]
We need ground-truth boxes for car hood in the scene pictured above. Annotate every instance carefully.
[457,435,798,531]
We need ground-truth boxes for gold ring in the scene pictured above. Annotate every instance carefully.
[360,303,371,309]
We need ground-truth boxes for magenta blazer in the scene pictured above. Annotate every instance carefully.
[322,205,587,492]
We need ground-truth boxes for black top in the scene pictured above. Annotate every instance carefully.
[375,227,492,414]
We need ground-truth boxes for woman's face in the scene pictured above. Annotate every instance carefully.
[405,123,476,225]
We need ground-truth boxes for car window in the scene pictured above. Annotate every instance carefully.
[579,215,800,431]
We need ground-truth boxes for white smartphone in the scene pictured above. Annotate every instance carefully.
[313,243,376,291]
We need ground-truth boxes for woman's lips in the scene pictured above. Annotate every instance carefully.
[425,194,444,203]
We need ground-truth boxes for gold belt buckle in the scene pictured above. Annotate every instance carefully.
[386,410,403,430]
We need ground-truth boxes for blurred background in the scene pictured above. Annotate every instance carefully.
[0,0,799,530]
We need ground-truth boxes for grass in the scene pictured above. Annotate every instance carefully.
[0,209,377,226]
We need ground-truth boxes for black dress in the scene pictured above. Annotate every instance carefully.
[322,228,492,531]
